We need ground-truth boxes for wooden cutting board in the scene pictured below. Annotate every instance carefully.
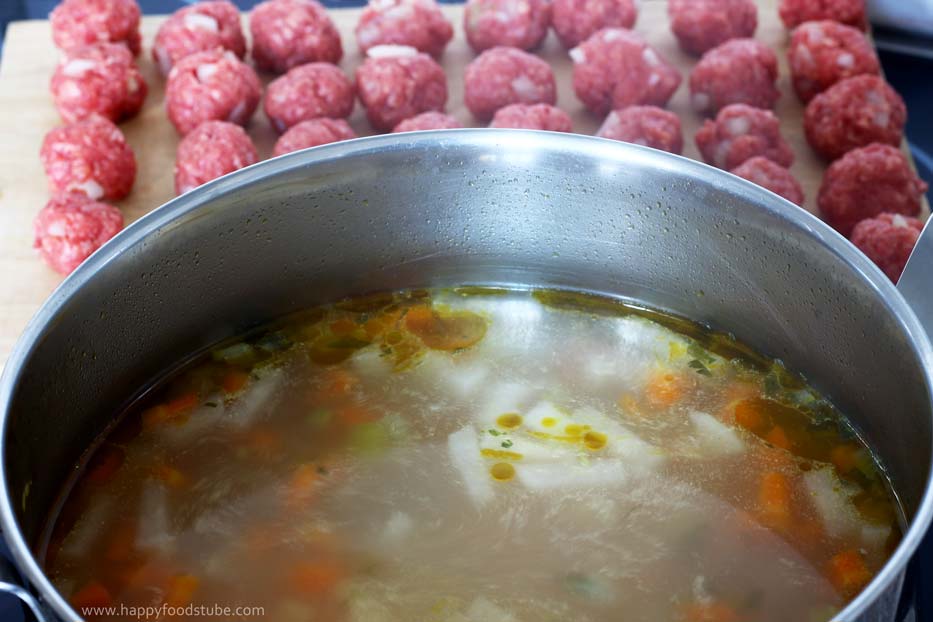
[0,1,926,366]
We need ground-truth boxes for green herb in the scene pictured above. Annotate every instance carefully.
[204,401,218,408]
[327,336,371,350]
[317,465,329,476]
[688,359,712,376]
[488,429,502,437]
[687,342,715,365]
[501,440,514,449]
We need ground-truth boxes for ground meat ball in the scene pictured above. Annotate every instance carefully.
[393,111,462,132]
[788,21,879,103]
[551,0,637,49]
[250,0,343,73]
[667,0,757,56]
[264,63,355,133]
[356,46,448,131]
[818,144,927,236]
[464,47,556,121]
[804,75,906,160]
[165,49,262,135]
[463,0,551,52]
[273,118,357,156]
[50,0,141,55]
[730,156,805,206]
[571,28,681,116]
[174,121,258,194]
[152,1,247,76]
[40,116,136,201]
[489,103,573,131]
[596,105,683,154]
[695,104,793,170]
[50,42,147,123]
[689,39,779,114]
[356,0,453,57]
[33,193,124,275]
[850,213,924,281]
[778,0,867,31]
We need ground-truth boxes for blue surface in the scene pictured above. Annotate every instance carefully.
[0,2,931,621]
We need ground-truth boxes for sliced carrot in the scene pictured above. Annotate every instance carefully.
[142,392,199,428]
[166,392,199,416]
[86,446,125,484]
[826,549,872,596]
[830,444,860,475]
[315,369,358,401]
[152,464,187,489]
[764,426,792,451]
[329,318,357,336]
[683,601,740,622]
[287,463,320,506]
[734,399,770,435]
[337,404,377,425]
[71,581,112,611]
[165,574,199,608]
[221,369,249,394]
[289,560,347,595]
[644,372,687,408]
[404,306,487,351]
[758,471,792,530]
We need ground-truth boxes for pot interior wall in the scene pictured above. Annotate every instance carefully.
[4,132,932,553]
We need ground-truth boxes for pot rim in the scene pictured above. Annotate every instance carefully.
[2,129,931,621]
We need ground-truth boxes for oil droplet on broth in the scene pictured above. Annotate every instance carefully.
[497,413,522,429]
[490,462,516,481]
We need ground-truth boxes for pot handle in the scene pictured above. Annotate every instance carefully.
[897,216,933,335]
[0,554,46,622]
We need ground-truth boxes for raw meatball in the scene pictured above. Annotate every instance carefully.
[596,105,683,154]
[804,75,906,160]
[33,193,124,275]
[174,121,258,195]
[464,47,556,121]
[264,63,355,133]
[689,38,779,114]
[152,1,247,76]
[273,118,357,156]
[850,213,924,282]
[695,104,793,170]
[551,0,637,49]
[668,0,757,56]
[50,42,147,123]
[730,156,804,206]
[779,0,867,31]
[50,0,141,55]
[489,103,573,131]
[788,21,879,103]
[393,111,462,132]
[40,116,136,201]
[355,45,448,131]
[356,0,453,57]
[250,0,343,73]
[818,143,927,236]
[165,49,262,135]
[463,0,551,53]
[571,28,681,115]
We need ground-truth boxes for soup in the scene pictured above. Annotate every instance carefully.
[43,288,901,622]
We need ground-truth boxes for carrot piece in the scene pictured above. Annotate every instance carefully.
[71,581,112,611]
[289,560,347,595]
[337,404,377,425]
[758,471,792,530]
[287,463,320,506]
[644,372,686,408]
[826,549,872,596]
[165,574,199,608]
[166,392,198,415]
[404,306,487,351]
[683,601,740,622]
[734,399,769,435]
[329,318,357,336]
[764,426,792,451]
[142,392,199,428]
[221,369,249,394]
[315,369,358,401]
[152,464,187,488]
[86,446,125,484]
[142,404,171,428]
[830,444,860,475]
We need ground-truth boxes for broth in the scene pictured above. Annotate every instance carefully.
[43,288,902,622]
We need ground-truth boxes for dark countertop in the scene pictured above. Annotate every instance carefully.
[0,2,931,621]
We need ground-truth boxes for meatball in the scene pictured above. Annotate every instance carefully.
[355,46,448,131]
[668,0,757,56]
[804,75,906,160]
[264,63,355,133]
[152,1,247,76]
[551,0,637,49]
[489,103,573,131]
[778,0,867,31]
[690,38,779,114]
[50,42,147,124]
[393,111,462,132]
[464,47,556,121]
[165,49,262,135]
[463,0,551,53]
[50,0,141,55]
[356,0,453,57]
[695,104,793,170]
[250,0,343,73]
[818,143,927,236]
[571,28,681,116]
[850,213,924,282]
[788,21,879,103]
[174,121,258,195]
[40,116,136,201]
[33,193,124,275]
[596,105,683,154]
[273,118,357,156]
[730,157,805,206]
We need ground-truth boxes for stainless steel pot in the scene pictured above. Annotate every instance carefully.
[0,130,931,622]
